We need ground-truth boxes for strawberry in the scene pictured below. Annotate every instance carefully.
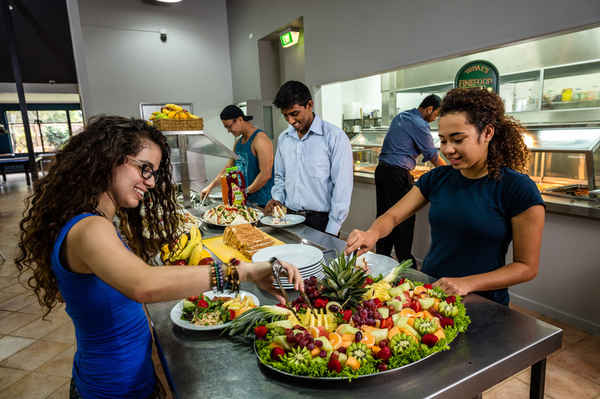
[174,260,186,265]
[327,354,342,373]
[422,333,438,347]
[364,277,374,286]
[271,347,285,361]
[424,283,433,289]
[342,309,353,322]
[409,299,421,313]
[197,299,209,308]
[254,325,268,339]
[229,310,236,320]
[377,346,392,361]
[440,317,454,328]
[187,296,198,302]
[446,296,457,304]
[314,298,329,308]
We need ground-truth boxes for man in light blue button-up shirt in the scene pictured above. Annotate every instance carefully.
[265,81,353,235]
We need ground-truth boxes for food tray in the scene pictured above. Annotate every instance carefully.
[254,341,440,384]
[543,184,598,202]
[201,208,263,229]
[202,232,285,263]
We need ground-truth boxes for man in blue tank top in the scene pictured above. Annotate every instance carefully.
[201,105,274,207]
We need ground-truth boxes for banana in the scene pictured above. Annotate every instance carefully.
[160,243,170,262]
[188,243,205,265]
[175,226,202,261]
[189,225,198,242]
[165,103,183,112]
[188,242,210,266]
[167,111,177,119]
[170,232,189,260]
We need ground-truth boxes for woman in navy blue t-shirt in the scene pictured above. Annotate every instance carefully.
[346,88,545,305]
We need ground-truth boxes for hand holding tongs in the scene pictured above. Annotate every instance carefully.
[270,257,316,318]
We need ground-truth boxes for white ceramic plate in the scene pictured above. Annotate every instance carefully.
[252,244,323,269]
[170,290,260,331]
[201,207,263,228]
[272,271,325,289]
[259,214,306,228]
[356,252,400,276]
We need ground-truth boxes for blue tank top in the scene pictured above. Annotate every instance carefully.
[234,129,274,207]
[50,213,155,399]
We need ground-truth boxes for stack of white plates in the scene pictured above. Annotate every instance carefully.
[252,244,325,289]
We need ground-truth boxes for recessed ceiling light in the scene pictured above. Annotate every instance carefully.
[156,0,182,2]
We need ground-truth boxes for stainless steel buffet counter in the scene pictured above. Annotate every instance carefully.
[146,222,562,399]
[353,173,600,219]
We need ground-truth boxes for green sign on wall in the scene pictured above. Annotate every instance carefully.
[280,31,293,47]
[455,60,500,93]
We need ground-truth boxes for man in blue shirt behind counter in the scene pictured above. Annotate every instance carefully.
[376,95,445,262]
[265,81,353,235]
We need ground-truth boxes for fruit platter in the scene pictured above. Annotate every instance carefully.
[224,255,470,380]
[170,290,259,331]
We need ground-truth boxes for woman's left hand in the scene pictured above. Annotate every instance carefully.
[238,261,304,303]
[433,277,472,296]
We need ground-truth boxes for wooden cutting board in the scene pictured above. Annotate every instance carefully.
[202,231,285,263]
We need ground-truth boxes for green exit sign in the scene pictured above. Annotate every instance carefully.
[280,31,293,47]
[279,30,299,48]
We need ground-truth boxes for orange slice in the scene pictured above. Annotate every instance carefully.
[328,332,343,350]
[388,326,401,339]
[360,332,375,347]
[341,333,355,342]
[414,285,427,295]
[308,326,320,338]
[434,328,446,341]
[400,308,416,317]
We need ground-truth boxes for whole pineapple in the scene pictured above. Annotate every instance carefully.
[320,253,368,309]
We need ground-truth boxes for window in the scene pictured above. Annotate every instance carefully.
[5,108,83,153]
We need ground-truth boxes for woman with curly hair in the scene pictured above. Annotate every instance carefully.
[15,115,303,399]
[345,88,545,305]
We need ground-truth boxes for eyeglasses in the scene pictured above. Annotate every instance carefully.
[127,157,160,181]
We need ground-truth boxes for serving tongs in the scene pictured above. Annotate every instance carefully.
[270,257,316,320]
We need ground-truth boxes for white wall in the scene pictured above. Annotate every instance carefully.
[226,0,600,103]
[321,82,343,128]
[70,0,235,180]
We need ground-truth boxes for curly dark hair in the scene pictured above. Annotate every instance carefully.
[15,115,181,316]
[440,88,530,179]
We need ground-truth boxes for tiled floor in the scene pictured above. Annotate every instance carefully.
[1,173,599,398]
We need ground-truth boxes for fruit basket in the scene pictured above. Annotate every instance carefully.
[224,255,471,381]
[153,118,204,131]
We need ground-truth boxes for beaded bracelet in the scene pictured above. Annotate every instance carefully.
[210,262,224,292]
[225,258,241,292]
